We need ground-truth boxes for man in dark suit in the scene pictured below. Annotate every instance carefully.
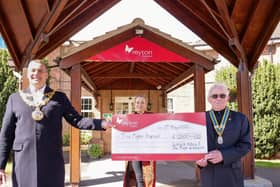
[196,83,251,187]
[0,59,112,187]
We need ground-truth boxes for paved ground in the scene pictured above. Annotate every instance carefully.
[64,155,280,187]
[256,167,280,187]
[4,155,280,187]
[65,156,198,187]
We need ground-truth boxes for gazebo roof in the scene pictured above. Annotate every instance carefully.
[60,18,216,92]
[0,0,279,72]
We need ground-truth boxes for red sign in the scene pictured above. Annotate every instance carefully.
[111,112,207,161]
[88,37,190,62]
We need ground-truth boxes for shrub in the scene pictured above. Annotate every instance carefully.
[87,144,103,159]
[252,60,280,158]
[63,133,70,146]
[80,131,92,145]
[0,49,18,128]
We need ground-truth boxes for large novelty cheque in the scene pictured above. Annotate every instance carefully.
[111,112,207,161]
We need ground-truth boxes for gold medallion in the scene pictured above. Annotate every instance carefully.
[32,107,44,121]
[20,90,56,121]
[217,136,223,144]
[209,107,230,145]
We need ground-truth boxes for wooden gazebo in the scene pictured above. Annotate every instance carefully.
[1,0,279,186]
[59,18,216,184]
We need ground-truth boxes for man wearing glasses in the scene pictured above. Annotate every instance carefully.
[196,83,251,187]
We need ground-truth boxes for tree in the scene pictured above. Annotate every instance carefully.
[215,64,237,110]
[0,49,18,128]
[252,60,280,158]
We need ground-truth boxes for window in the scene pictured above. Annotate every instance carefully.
[115,97,135,114]
[167,98,174,113]
[81,97,94,117]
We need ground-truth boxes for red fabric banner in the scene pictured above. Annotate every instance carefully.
[88,37,190,62]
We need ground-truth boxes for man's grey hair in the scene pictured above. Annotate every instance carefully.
[27,59,49,74]
[207,83,230,98]
[27,59,48,69]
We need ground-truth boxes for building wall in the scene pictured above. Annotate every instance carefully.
[258,42,280,64]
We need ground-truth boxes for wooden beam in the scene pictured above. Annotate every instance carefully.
[129,62,135,73]
[165,65,195,92]
[0,0,32,69]
[166,78,194,94]
[36,0,121,59]
[81,67,97,92]
[139,63,161,75]
[213,0,247,64]
[248,1,280,71]
[17,0,34,39]
[151,63,180,75]
[238,1,262,44]
[194,65,205,112]
[166,63,192,73]
[155,0,238,66]
[0,11,20,69]
[70,64,81,186]
[88,63,126,76]
[43,0,68,33]
[46,0,89,36]
[84,62,108,74]
[178,0,226,38]
[21,68,29,90]
[93,73,168,79]
[23,0,69,67]
[236,63,254,179]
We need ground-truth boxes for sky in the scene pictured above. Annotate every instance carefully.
[71,0,200,43]
[0,36,7,48]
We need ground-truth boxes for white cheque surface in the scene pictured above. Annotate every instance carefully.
[112,120,207,154]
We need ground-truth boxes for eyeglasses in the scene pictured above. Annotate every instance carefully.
[210,94,227,99]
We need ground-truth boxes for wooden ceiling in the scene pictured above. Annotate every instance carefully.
[0,0,279,73]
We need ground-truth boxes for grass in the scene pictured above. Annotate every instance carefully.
[255,159,280,168]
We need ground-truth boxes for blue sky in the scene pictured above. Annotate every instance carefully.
[0,35,7,48]
[71,0,200,43]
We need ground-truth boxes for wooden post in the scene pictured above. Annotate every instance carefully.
[193,64,205,182]
[21,67,28,90]
[70,64,81,186]
[237,62,255,179]
[194,65,206,112]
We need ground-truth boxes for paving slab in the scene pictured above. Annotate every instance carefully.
[3,155,278,187]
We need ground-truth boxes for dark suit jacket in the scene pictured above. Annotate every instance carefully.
[0,87,104,187]
[199,110,251,187]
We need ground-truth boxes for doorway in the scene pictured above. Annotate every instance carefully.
[115,96,135,114]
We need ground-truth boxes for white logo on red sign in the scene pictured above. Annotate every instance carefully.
[124,44,152,57]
